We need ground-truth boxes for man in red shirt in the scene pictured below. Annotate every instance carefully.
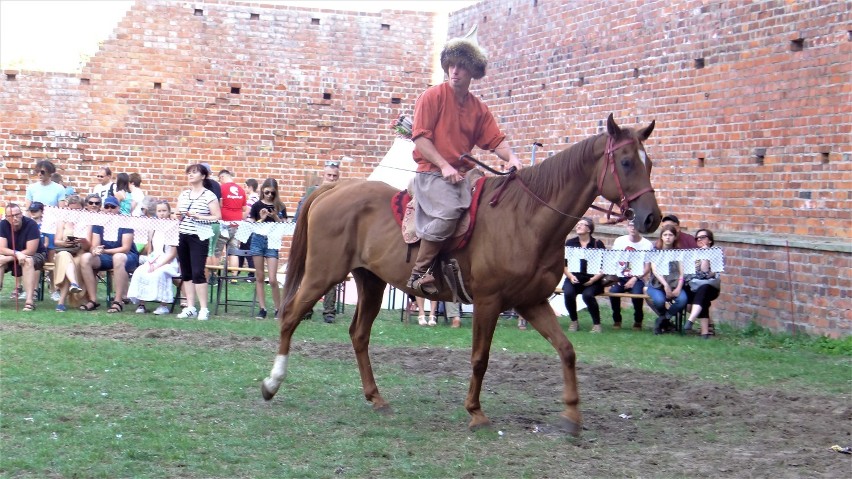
[406,34,523,294]
[217,169,248,271]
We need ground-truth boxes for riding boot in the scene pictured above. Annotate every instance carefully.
[407,239,442,295]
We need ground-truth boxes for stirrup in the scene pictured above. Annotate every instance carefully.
[407,272,438,295]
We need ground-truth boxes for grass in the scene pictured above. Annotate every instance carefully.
[1,274,849,477]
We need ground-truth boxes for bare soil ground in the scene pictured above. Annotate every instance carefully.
[8,322,851,477]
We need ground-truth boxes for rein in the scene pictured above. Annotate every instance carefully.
[462,135,652,223]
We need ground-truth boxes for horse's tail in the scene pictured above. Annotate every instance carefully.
[280,182,339,312]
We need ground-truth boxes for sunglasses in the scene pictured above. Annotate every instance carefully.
[696,235,709,240]
[262,190,275,195]
[103,204,118,210]
[96,175,104,179]
[325,161,340,167]
[39,170,47,175]
[88,201,101,205]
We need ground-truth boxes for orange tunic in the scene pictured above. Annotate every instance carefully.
[411,82,506,174]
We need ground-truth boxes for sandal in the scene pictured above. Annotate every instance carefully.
[417,315,427,326]
[22,302,35,312]
[79,301,100,311]
[107,301,124,314]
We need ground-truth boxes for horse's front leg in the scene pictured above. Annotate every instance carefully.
[349,270,390,412]
[516,300,582,436]
[465,299,502,430]
[261,295,320,401]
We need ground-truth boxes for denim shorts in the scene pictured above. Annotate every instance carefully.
[97,252,140,273]
[249,234,278,259]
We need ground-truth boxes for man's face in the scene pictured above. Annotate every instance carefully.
[218,174,230,184]
[322,167,340,184]
[4,207,23,230]
[103,203,119,215]
[97,169,111,185]
[68,202,83,211]
[447,62,473,89]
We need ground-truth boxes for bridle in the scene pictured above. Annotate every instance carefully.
[588,135,654,223]
[462,134,653,223]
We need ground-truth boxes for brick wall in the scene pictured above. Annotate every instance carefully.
[0,0,848,335]
[0,0,434,209]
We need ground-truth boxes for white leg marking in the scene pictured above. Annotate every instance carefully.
[263,354,289,393]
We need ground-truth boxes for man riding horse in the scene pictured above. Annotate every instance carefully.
[406,33,524,295]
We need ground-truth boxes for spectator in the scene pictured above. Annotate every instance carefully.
[216,169,247,272]
[248,178,287,320]
[127,200,180,315]
[647,224,688,335]
[406,34,523,295]
[562,217,607,333]
[684,229,721,339]
[92,167,114,200]
[78,196,139,313]
[27,202,56,272]
[608,219,653,330]
[84,193,102,212]
[65,194,84,210]
[661,214,698,249]
[241,178,260,279]
[25,160,66,209]
[114,173,132,215]
[51,172,75,197]
[175,163,221,320]
[295,160,344,322]
[0,203,47,311]
[52,197,88,312]
[129,173,146,216]
[199,163,222,275]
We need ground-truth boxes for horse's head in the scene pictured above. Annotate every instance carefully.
[596,114,661,234]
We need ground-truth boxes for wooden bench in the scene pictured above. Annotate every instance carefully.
[552,285,686,333]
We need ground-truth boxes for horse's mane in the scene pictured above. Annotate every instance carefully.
[482,132,605,217]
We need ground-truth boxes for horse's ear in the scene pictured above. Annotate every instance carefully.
[638,120,656,141]
[606,113,621,137]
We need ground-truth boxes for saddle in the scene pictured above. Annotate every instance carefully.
[390,176,487,304]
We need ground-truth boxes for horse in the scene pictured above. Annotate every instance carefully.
[261,114,660,435]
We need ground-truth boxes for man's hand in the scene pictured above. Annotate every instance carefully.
[507,156,523,171]
[440,164,463,184]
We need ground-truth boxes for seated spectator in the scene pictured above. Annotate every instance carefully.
[684,229,721,339]
[646,224,688,334]
[608,219,653,330]
[84,193,102,212]
[0,204,47,311]
[52,197,88,312]
[78,196,139,312]
[25,160,66,209]
[127,200,180,315]
[563,217,607,333]
[249,178,287,320]
[661,214,698,249]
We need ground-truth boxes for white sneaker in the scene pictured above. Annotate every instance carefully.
[153,305,171,315]
[197,308,210,321]
[176,307,197,319]
[51,290,61,302]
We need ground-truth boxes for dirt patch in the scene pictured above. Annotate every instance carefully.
[6,322,850,477]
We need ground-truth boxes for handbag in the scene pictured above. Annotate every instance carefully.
[689,276,721,291]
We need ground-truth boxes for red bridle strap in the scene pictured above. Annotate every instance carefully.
[592,136,654,222]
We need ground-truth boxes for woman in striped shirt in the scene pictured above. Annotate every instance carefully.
[175,163,221,320]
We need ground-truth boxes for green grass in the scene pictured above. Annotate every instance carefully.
[1,275,849,477]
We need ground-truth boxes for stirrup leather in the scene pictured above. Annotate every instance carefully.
[407,272,438,295]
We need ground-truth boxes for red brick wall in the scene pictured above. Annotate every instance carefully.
[449,0,850,239]
[0,0,434,209]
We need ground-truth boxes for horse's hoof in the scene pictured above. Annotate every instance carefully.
[468,419,492,431]
[261,382,276,401]
[373,403,392,415]
[556,415,582,437]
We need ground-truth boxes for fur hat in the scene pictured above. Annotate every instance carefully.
[440,37,487,80]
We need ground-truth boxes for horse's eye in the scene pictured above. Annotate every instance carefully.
[621,159,632,168]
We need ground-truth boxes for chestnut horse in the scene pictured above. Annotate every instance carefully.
[262,114,660,435]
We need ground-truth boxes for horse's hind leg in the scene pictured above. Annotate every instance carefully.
[348,269,390,412]
[261,284,330,401]
[516,301,582,436]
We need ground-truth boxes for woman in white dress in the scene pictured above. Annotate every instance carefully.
[127,200,180,314]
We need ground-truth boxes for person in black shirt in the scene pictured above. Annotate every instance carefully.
[0,204,47,310]
[562,217,607,333]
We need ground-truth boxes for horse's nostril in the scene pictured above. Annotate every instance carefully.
[644,215,654,231]
[624,209,635,220]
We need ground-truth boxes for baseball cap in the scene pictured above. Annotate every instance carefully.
[28,201,44,212]
[661,214,680,224]
[199,163,212,175]
[104,196,120,208]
